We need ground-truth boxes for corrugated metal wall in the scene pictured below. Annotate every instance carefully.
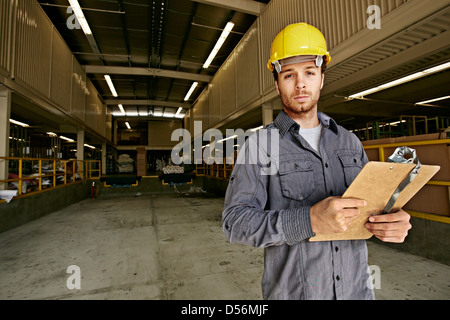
[0,0,11,76]
[192,0,409,130]
[259,0,408,93]
[50,27,72,112]
[0,0,110,142]
[14,0,52,96]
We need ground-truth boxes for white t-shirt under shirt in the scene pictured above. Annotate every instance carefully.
[299,123,323,153]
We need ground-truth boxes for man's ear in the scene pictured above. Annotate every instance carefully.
[275,80,280,94]
[320,73,325,90]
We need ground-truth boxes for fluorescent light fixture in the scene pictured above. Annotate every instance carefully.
[350,120,407,132]
[163,108,175,118]
[60,135,75,142]
[84,143,96,149]
[349,61,450,99]
[68,0,92,35]
[125,122,131,130]
[175,107,186,119]
[184,82,198,101]
[118,104,125,115]
[416,95,450,105]
[250,125,263,132]
[104,75,118,97]
[153,107,163,117]
[138,107,148,116]
[203,21,235,69]
[10,119,29,127]
[217,135,238,143]
[46,132,57,136]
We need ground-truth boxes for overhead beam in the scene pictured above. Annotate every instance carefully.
[83,65,212,83]
[191,0,266,16]
[104,99,191,108]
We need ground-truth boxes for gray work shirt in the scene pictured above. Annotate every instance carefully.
[222,110,375,300]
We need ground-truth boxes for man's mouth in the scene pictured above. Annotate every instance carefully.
[294,95,309,102]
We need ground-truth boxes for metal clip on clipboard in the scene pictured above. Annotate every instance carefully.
[383,147,422,214]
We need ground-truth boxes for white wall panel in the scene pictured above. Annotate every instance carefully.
[0,0,11,76]
[235,25,260,108]
[85,80,98,132]
[71,59,86,122]
[219,53,237,118]
[193,89,209,129]
[208,78,221,127]
[105,109,112,141]
[50,28,72,112]
[14,0,52,96]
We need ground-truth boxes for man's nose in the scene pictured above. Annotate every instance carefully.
[295,76,306,90]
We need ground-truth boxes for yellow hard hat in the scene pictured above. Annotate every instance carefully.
[267,23,331,72]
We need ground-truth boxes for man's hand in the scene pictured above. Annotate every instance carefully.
[365,209,412,243]
[310,197,366,234]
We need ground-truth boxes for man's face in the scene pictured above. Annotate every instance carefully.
[275,60,325,118]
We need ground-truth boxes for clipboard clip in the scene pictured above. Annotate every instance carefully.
[383,146,422,214]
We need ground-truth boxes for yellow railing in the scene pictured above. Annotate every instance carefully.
[363,139,450,187]
[363,139,450,223]
[196,159,235,179]
[0,157,101,202]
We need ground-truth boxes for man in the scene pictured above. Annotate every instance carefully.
[222,23,412,300]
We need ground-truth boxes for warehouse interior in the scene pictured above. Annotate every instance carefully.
[0,0,449,300]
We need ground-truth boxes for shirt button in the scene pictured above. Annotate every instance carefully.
[325,163,329,168]
[335,247,339,252]
[336,275,340,281]
[330,190,334,195]
[298,196,304,201]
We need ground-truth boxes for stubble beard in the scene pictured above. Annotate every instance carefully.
[281,91,318,119]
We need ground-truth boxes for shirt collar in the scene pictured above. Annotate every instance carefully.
[274,110,339,136]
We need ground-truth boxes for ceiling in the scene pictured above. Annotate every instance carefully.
[33,0,269,134]
[10,0,450,144]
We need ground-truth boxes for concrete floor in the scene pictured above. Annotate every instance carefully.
[0,192,449,300]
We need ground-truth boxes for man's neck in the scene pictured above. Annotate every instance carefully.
[284,108,320,129]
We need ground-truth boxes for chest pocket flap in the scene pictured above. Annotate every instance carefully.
[337,151,363,187]
[278,155,314,201]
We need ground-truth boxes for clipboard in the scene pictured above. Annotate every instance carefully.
[309,161,440,242]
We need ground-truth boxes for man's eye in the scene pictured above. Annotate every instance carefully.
[284,74,293,79]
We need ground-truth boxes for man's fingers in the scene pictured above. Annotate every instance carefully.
[365,210,412,243]
[368,210,411,223]
[340,198,367,209]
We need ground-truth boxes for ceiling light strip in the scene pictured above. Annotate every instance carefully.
[416,95,450,105]
[348,61,450,99]
[118,104,125,115]
[184,82,198,101]
[9,119,29,127]
[68,0,92,35]
[203,22,235,69]
[104,75,118,97]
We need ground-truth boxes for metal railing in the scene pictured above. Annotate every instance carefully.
[363,139,450,187]
[0,157,100,202]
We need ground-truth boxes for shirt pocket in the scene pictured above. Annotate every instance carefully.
[278,155,315,201]
[337,151,363,187]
